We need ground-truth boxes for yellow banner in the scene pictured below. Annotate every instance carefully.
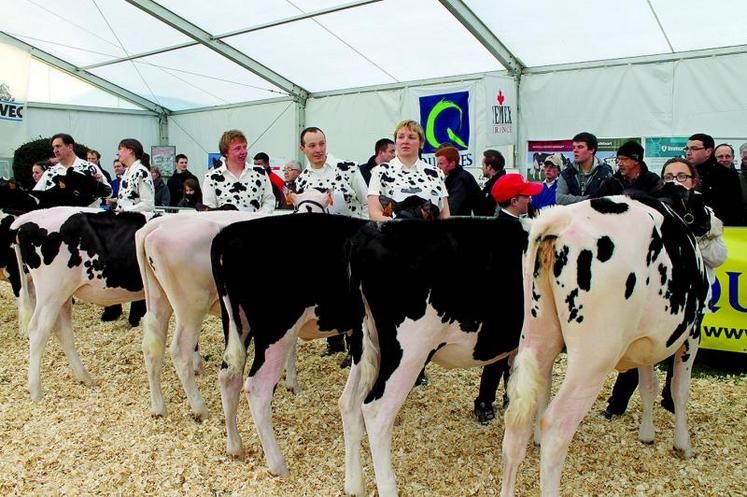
[701,227,747,353]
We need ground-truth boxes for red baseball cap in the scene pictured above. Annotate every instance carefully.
[491,173,543,203]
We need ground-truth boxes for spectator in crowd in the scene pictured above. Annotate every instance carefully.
[283,160,302,192]
[531,153,562,210]
[473,172,542,424]
[109,138,154,212]
[177,178,202,209]
[167,154,198,207]
[436,145,481,216]
[595,141,661,197]
[111,159,124,198]
[556,132,613,205]
[714,143,735,169]
[86,149,112,182]
[150,166,171,206]
[686,133,743,225]
[31,161,48,184]
[740,143,747,170]
[360,138,395,185]
[202,130,275,213]
[368,120,449,221]
[604,157,728,419]
[253,152,286,207]
[34,133,111,207]
[474,149,506,216]
[296,127,369,218]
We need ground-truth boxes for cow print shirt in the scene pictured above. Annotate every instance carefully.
[117,160,155,212]
[295,154,368,218]
[368,156,448,209]
[201,163,275,213]
[33,157,112,208]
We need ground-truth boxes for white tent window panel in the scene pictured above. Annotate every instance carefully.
[27,58,144,109]
[3,0,191,67]
[224,0,503,92]
[88,45,286,111]
[649,0,747,52]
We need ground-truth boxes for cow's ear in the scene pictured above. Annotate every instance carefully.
[325,189,334,206]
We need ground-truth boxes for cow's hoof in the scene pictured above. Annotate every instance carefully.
[192,406,208,422]
[414,372,428,387]
[639,437,655,445]
[268,462,290,477]
[29,389,43,402]
[226,444,244,458]
[150,407,166,418]
[474,401,495,425]
[100,305,122,322]
[673,446,693,459]
[286,384,302,395]
[339,353,352,369]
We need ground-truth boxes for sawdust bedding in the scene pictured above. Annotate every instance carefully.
[0,283,744,497]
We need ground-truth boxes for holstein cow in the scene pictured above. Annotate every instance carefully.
[340,216,528,497]
[210,213,369,472]
[500,193,709,497]
[135,189,334,420]
[12,207,152,400]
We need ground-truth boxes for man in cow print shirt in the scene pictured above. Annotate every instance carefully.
[34,133,111,207]
[201,130,275,213]
[295,127,368,218]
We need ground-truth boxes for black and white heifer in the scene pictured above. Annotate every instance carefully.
[500,194,709,497]
[340,217,528,496]
[210,213,368,472]
[12,207,151,400]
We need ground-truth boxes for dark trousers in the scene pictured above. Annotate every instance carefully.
[607,356,675,414]
[475,357,510,406]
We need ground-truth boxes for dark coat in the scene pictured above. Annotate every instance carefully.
[475,170,505,216]
[445,167,482,216]
[696,156,744,226]
[167,170,198,207]
[596,162,661,197]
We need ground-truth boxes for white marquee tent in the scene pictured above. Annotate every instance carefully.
[2,0,747,178]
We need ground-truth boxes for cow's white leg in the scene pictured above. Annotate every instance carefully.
[245,334,294,477]
[284,338,301,394]
[537,351,613,497]
[192,343,204,375]
[340,359,366,496]
[27,299,64,401]
[54,298,93,386]
[638,365,657,444]
[142,304,171,417]
[671,333,698,459]
[171,314,208,420]
[219,303,249,457]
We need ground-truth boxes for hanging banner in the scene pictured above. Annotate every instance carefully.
[644,137,688,170]
[483,74,516,147]
[0,42,31,159]
[526,140,573,180]
[151,145,176,176]
[596,137,641,169]
[701,227,747,354]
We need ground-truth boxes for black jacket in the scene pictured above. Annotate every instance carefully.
[359,156,377,186]
[596,162,661,197]
[696,156,744,226]
[475,170,505,216]
[445,166,482,216]
[167,169,198,207]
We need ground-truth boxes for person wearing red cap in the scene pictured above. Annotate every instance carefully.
[473,172,543,424]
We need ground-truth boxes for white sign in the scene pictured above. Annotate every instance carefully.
[0,42,30,158]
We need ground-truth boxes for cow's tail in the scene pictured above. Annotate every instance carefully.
[210,230,246,377]
[135,222,166,360]
[13,234,33,337]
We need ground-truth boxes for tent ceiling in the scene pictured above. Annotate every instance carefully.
[3,0,747,112]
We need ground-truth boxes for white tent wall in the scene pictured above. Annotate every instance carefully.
[24,105,159,176]
[167,99,297,179]
[518,51,747,165]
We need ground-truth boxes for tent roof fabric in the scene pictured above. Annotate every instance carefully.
[3,0,747,112]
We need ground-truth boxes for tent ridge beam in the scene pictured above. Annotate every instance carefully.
[437,0,524,75]
[124,0,309,102]
[0,31,167,115]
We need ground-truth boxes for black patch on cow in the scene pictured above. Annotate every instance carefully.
[658,263,667,286]
[0,212,22,297]
[596,236,614,262]
[589,197,629,214]
[553,245,569,279]
[576,250,593,291]
[646,228,663,265]
[565,288,583,323]
[624,273,636,299]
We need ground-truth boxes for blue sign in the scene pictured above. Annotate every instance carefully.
[419,91,470,153]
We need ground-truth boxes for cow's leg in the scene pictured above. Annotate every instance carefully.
[638,365,658,444]
[245,333,295,477]
[671,333,698,459]
[537,350,616,497]
[340,357,367,496]
[142,300,172,417]
[27,297,66,401]
[284,338,301,394]
[193,343,204,375]
[171,312,209,420]
[54,298,93,386]
[218,306,250,457]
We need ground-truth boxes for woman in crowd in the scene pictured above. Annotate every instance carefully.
[31,161,48,184]
[108,138,154,212]
[604,157,727,418]
[149,166,171,206]
[367,120,450,221]
[177,178,202,208]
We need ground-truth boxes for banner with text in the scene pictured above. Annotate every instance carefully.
[483,74,516,147]
[0,42,30,159]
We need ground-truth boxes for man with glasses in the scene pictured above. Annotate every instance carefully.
[686,133,743,225]
[595,141,660,197]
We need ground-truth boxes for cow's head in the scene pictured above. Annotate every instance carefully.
[641,182,711,237]
[33,169,111,208]
[0,178,40,212]
[379,195,440,221]
[290,188,333,213]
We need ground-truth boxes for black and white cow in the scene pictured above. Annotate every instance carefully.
[340,216,528,496]
[500,193,709,497]
[12,207,151,400]
[210,213,368,472]
[0,168,111,212]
